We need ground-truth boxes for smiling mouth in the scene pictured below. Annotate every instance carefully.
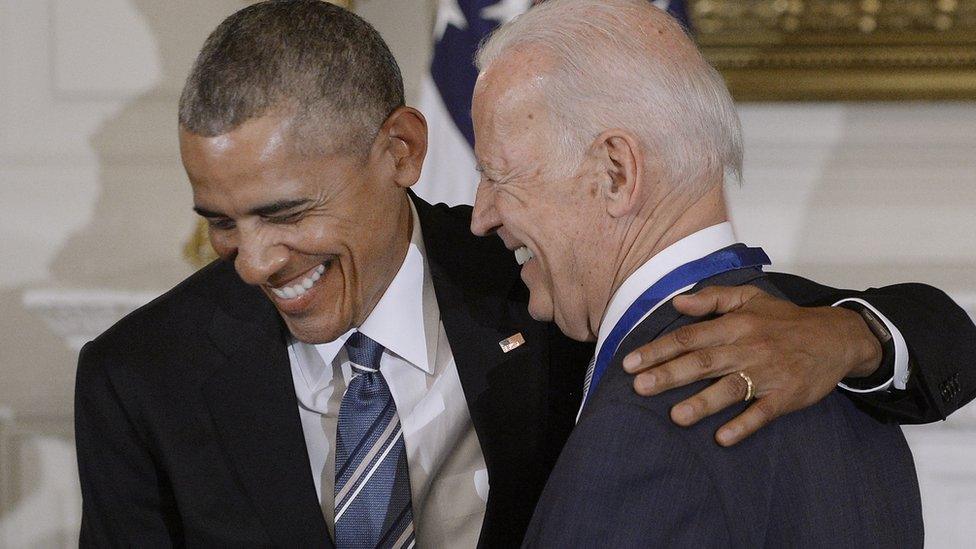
[269,260,330,300]
[514,246,535,266]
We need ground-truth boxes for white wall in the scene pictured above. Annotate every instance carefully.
[0,0,973,547]
[0,1,244,545]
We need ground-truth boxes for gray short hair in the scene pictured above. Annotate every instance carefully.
[476,0,742,188]
[179,0,404,156]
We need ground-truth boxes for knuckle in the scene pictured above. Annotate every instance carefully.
[734,312,758,333]
[672,326,697,348]
[694,350,714,372]
[654,367,673,387]
[750,339,778,368]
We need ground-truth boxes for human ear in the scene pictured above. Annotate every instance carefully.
[375,106,428,188]
[592,130,643,218]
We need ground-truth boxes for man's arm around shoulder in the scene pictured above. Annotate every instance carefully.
[768,275,976,422]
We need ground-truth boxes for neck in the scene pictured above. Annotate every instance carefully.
[589,185,728,335]
[357,192,414,327]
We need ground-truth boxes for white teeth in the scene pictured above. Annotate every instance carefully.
[514,246,535,266]
[272,261,329,300]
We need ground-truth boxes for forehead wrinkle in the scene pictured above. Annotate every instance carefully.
[493,88,550,162]
[476,53,560,188]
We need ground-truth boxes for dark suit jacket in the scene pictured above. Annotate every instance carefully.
[75,194,591,548]
[524,268,924,548]
[76,195,973,547]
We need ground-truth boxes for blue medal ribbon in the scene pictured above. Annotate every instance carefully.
[583,245,771,408]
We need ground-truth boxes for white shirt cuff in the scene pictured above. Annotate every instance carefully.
[833,297,910,393]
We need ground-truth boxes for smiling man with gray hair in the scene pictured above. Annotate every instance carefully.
[471,0,924,546]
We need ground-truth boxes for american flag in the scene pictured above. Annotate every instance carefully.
[412,0,691,206]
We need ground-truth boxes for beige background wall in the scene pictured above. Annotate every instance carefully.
[0,0,973,547]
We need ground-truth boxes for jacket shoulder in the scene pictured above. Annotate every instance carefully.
[82,261,247,365]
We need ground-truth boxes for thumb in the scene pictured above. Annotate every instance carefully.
[673,285,763,317]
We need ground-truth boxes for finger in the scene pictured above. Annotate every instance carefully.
[714,395,782,447]
[672,285,764,317]
[633,344,745,396]
[623,316,744,373]
[669,372,751,427]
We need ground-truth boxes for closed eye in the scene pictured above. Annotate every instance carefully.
[476,164,502,185]
[265,210,305,224]
[206,217,236,231]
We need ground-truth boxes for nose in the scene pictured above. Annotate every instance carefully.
[234,230,289,286]
[470,181,501,236]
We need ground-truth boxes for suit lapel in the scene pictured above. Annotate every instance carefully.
[411,194,554,546]
[427,243,554,547]
[201,273,332,547]
[427,257,550,465]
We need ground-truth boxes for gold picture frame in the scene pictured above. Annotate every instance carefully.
[693,0,976,100]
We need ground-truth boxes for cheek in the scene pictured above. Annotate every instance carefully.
[301,217,333,244]
[288,218,343,255]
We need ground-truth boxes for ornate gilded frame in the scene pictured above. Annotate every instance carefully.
[692,0,976,100]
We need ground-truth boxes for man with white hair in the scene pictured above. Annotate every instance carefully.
[471,0,923,545]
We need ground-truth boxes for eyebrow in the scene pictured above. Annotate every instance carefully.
[193,199,313,219]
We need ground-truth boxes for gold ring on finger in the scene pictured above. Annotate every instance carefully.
[737,371,755,402]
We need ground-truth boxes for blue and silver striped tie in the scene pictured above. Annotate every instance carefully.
[335,332,415,549]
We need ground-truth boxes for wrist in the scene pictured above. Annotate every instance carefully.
[839,306,884,378]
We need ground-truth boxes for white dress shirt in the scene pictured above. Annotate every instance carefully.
[288,202,488,548]
[583,222,907,420]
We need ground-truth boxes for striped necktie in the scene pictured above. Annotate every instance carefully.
[582,354,597,400]
[334,332,415,549]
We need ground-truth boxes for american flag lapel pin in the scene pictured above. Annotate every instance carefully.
[499,333,525,353]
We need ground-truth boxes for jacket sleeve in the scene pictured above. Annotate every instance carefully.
[766,272,976,423]
[75,341,181,547]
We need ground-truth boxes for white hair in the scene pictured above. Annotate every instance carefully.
[475,0,743,189]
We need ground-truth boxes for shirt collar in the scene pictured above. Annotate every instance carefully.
[296,200,437,390]
[594,222,737,361]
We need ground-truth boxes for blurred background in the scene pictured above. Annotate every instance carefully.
[0,0,973,546]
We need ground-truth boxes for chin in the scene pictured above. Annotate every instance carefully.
[527,297,553,323]
[550,307,595,343]
[281,308,351,345]
[554,319,588,343]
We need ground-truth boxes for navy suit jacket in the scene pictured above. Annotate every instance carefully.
[524,267,924,548]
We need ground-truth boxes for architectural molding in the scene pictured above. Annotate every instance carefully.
[22,288,159,351]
